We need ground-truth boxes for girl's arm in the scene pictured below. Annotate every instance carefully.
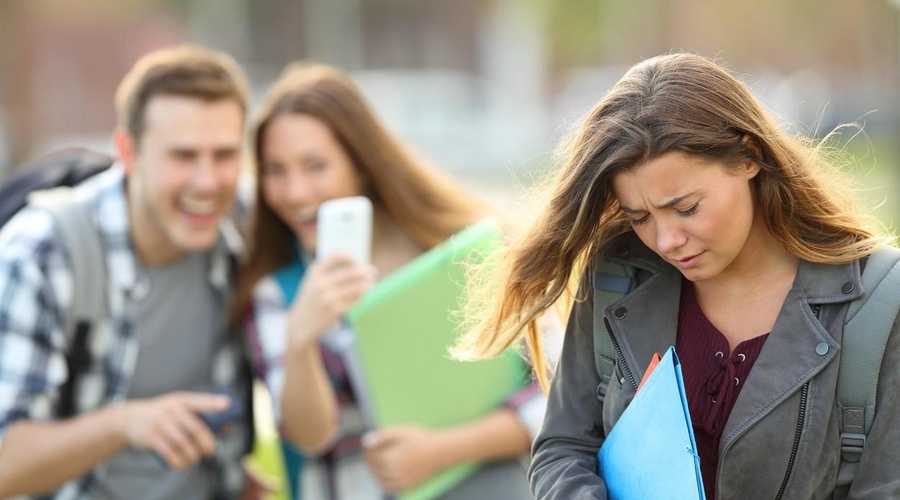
[247,255,374,453]
[361,313,562,494]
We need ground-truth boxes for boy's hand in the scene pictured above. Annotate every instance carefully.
[123,391,229,470]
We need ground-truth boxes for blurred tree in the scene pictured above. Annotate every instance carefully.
[528,0,659,69]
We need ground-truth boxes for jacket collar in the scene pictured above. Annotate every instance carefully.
[600,232,865,331]
[598,233,682,381]
[601,232,865,301]
[722,256,861,448]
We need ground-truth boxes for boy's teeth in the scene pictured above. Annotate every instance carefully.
[181,198,216,214]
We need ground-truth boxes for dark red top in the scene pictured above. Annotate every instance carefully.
[675,279,769,499]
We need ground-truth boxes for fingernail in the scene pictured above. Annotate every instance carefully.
[361,431,375,447]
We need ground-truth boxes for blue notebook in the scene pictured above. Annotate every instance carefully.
[597,346,705,500]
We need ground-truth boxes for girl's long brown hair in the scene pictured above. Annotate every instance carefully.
[232,63,486,324]
[454,53,893,390]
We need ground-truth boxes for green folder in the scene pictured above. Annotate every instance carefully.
[346,220,530,500]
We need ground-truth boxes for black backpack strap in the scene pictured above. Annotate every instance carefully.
[592,256,635,401]
[225,242,256,456]
[29,188,107,418]
[240,352,256,456]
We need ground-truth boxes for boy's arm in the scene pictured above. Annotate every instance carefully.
[0,406,129,495]
[0,393,229,497]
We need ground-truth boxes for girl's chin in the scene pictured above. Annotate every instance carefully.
[294,235,316,256]
[290,222,314,240]
[285,218,316,255]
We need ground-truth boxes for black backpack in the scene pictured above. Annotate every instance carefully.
[0,147,114,227]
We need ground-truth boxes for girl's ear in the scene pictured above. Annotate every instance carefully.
[743,160,761,179]
[741,134,763,161]
[740,135,763,179]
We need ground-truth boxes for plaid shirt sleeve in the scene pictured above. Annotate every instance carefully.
[0,207,74,442]
[503,381,546,442]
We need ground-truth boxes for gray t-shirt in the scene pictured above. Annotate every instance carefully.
[93,252,226,500]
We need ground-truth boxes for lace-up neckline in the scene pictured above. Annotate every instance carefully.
[676,279,769,498]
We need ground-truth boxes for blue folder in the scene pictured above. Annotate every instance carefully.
[597,346,705,500]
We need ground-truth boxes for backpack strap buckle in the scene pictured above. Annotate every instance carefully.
[837,432,866,486]
[596,380,609,400]
[840,432,866,463]
[594,355,615,401]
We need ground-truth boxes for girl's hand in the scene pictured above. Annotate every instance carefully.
[239,463,280,500]
[286,253,376,350]
[362,426,445,493]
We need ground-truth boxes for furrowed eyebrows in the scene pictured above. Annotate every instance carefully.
[619,191,700,213]
[656,191,700,209]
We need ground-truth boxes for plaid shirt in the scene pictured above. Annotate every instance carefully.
[0,167,249,499]
[246,271,547,500]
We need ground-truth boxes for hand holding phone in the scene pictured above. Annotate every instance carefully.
[152,389,244,467]
[198,389,244,434]
[316,196,373,265]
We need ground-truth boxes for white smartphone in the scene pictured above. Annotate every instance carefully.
[316,196,373,265]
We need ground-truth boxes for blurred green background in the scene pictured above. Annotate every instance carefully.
[1,1,897,496]
[0,0,898,232]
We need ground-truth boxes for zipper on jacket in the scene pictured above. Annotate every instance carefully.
[604,318,638,391]
[774,304,819,499]
[775,381,809,499]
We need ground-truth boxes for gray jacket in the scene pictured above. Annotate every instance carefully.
[530,235,900,499]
